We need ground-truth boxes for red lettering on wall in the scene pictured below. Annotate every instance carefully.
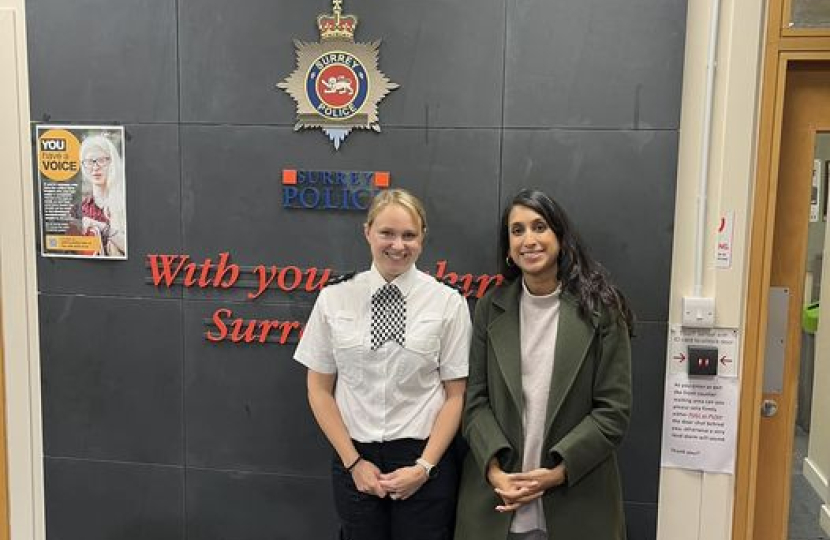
[277,266,302,291]
[213,252,240,288]
[148,252,240,289]
[206,308,231,342]
[250,265,279,299]
[205,307,304,344]
[231,317,259,342]
[148,254,191,287]
[149,253,502,345]
[433,260,503,298]
[304,267,331,291]
[474,273,503,297]
[248,265,334,299]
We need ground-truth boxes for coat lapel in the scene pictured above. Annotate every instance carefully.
[488,279,524,415]
[544,293,598,439]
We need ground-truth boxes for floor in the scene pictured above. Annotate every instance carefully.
[789,426,829,540]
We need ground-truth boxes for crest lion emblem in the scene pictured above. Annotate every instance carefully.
[277,0,399,150]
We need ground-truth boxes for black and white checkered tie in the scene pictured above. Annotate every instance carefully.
[371,283,406,350]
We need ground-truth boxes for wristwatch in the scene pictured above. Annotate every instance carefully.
[415,458,438,480]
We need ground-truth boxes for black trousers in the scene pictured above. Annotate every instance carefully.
[332,438,459,540]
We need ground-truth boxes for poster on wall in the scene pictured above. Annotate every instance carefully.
[660,373,739,474]
[36,125,127,259]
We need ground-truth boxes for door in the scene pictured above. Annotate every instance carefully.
[751,61,830,540]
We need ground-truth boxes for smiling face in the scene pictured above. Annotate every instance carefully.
[364,203,424,282]
[507,204,561,285]
[81,145,111,187]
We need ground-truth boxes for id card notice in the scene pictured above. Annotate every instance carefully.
[660,374,739,474]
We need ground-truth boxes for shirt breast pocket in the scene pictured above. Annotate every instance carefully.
[331,312,364,387]
[396,335,441,392]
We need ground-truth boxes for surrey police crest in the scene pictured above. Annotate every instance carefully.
[277,0,399,150]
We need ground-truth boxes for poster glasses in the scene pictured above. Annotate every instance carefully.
[81,157,112,170]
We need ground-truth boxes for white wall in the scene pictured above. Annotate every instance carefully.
[656,0,766,538]
[806,225,830,535]
[0,0,45,539]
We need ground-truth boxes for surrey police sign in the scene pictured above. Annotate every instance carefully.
[277,0,398,150]
[281,169,390,210]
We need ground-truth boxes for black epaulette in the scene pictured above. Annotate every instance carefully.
[435,276,467,296]
[324,271,357,287]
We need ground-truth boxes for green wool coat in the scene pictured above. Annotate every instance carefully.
[455,279,632,540]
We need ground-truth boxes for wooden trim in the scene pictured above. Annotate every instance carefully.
[780,50,830,60]
[781,29,830,40]
[0,6,45,539]
[731,0,786,532]
[772,0,787,43]
[732,50,787,540]
[782,0,792,29]
[779,36,830,50]
[0,296,9,540]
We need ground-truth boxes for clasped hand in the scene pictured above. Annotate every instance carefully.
[488,465,567,512]
[82,216,108,236]
[351,460,427,500]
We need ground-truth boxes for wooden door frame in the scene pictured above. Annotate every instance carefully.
[733,0,830,536]
[0,301,8,540]
[1,4,46,539]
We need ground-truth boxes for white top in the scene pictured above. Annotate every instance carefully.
[512,280,561,534]
[294,264,472,443]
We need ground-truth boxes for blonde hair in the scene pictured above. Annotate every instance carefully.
[80,134,126,233]
[365,188,428,233]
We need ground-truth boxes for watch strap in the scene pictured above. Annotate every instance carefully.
[415,457,437,479]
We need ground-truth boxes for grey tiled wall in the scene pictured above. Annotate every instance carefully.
[28,0,685,538]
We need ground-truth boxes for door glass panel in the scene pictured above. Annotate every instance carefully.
[791,0,830,28]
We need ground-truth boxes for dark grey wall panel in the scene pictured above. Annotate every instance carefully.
[37,124,182,298]
[624,502,658,540]
[180,126,500,303]
[355,0,505,127]
[178,0,310,125]
[504,0,686,129]
[26,0,178,123]
[180,0,505,127]
[501,129,677,322]
[40,295,183,464]
[45,458,184,540]
[618,322,667,504]
[186,469,337,540]
[184,300,329,475]
[29,0,685,536]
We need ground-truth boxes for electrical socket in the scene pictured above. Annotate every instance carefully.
[682,296,715,328]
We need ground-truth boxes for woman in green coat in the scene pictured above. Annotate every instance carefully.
[456,189,634,540]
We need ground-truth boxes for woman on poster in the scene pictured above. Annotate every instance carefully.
[77,133,126,257]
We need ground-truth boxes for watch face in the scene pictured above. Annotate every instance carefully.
[417,458,438,479]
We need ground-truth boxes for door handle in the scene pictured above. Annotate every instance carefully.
[761,399,779,417]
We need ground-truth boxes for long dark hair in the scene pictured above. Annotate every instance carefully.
[499,189,635,335]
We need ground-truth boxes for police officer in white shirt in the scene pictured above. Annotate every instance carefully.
[294,188,472,540]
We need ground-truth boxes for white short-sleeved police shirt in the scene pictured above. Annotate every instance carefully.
[294,264,471,443]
